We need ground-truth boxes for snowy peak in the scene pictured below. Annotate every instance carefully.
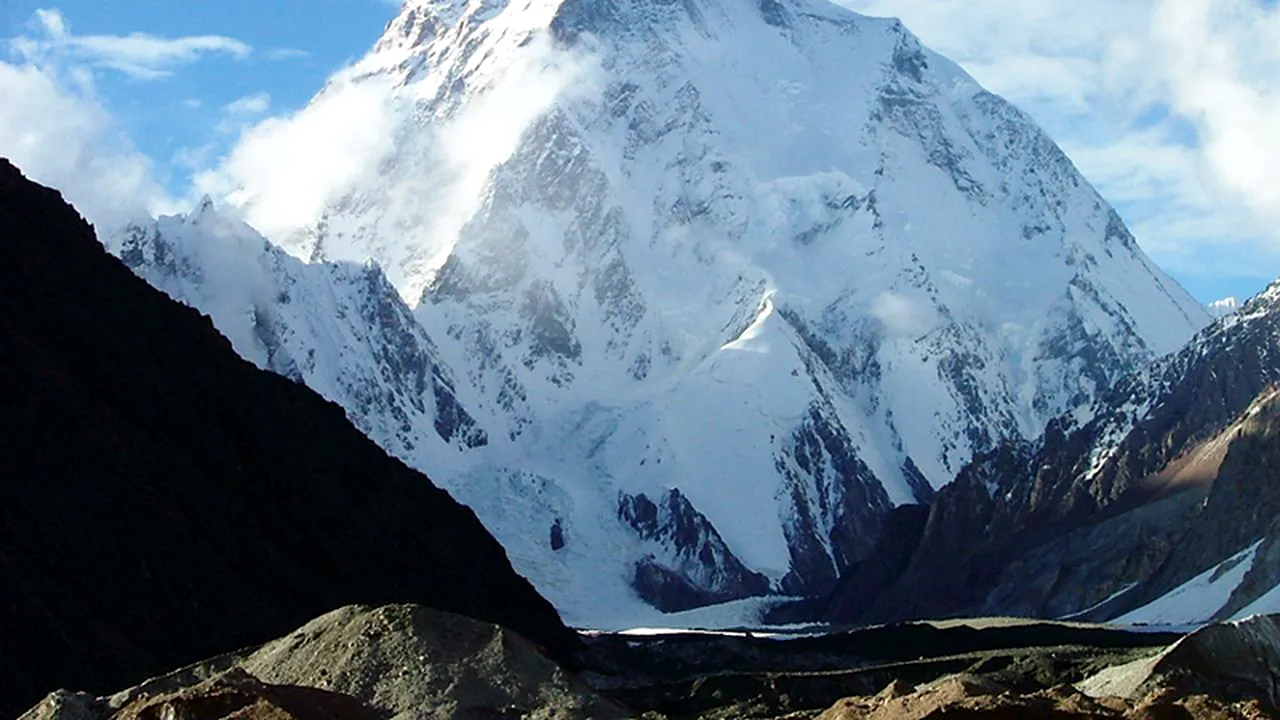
[383,0,855,45]
[122,0,1211,624]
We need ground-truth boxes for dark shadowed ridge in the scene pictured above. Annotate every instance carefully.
[0,159,578,717]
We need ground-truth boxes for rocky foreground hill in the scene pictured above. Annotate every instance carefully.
[0,159,575,717]
[21,604,1279,719]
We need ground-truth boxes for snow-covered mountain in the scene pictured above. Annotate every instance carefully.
[115,0,1209,624]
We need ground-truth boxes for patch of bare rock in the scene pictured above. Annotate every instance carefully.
[19,605,627,720]
[818,675,1267,719]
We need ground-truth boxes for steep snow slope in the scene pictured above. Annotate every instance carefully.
[110,203,488,469]
[120,0,1209,623]
[1114,542,1262,627]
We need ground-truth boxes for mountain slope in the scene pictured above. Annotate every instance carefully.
[111,202,488,471]
[832,280,1280,625]
[126,0,1208,621]
[0,159,575,717]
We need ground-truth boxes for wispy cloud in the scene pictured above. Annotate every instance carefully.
[214,92,272,135]
[0,62,175,231]
[11,8,252,80]
[192,68,402,241]
[265,48,310,61]
[194,30,602,287]
[840,0,1280,292]
[222,92,271,117]
[0,7,255,231]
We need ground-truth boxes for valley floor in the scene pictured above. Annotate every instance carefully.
[23,606,1280,720]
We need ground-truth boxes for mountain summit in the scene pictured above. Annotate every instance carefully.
[121,0,1208,622]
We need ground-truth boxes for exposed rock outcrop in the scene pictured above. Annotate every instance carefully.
[823,505,930,623]
[1078,613,1280,709]
[619,489,770,611]
[22,605,626,720]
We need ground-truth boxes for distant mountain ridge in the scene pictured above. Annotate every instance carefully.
[115,0,1209,623]
[826,279,1280,626]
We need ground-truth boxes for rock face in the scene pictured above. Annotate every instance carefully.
[817,675,1269,719]
[829,282,1280,625]
[823,505,930,624]
[119,0,1208,623]
[0,159,575,718]
[618,489,771,611]
[21,605,626,720]
[1078,613,1280,709]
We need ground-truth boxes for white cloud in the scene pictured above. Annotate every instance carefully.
[1150,0,1280,226]
[11,8,251,80]
[870,292,938,339]
[839,0,1280,288]
[265,48,310,62]
[0,62,174,231]
[215,92,273,135]
[0,9,277,235]
[192,69,401,241]
[194,31,601,287]
[419,33,603,262]
[0,9,261,233]
[223,92,271,117]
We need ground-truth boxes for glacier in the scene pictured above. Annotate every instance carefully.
[111,0,1210,625]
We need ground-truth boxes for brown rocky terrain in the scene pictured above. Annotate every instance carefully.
[21,605,627,720]
[20,609,1280,720]
[817,677,1268,719]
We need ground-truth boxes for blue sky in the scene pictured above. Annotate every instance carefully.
[2,0,1279,304]
[1,0,392,190]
